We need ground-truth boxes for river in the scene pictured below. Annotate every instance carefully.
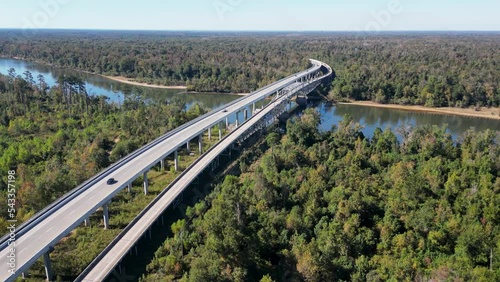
[1,58,499,140]
[317,102,500,140]
[0,58,239,109]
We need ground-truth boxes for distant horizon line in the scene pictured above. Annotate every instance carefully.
[0,28,499,33]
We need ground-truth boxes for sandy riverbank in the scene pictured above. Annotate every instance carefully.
[341,101,500,120]
[103,75,188,90]
[102,75,251,96]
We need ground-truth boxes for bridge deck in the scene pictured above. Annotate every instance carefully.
[79,59,335,280]
[79,81,300,281]
[0,61,327,281]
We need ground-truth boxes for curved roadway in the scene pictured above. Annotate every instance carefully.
[0,60,324,281]
[78,59,333,281]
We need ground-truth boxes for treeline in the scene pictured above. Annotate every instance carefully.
[0,30,498,107]
[0,70,206,230]
[141,109,500,281]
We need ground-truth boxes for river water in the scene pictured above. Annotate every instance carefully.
[0,58,239,109]
[317,102,500,140]
[1,58,499,140]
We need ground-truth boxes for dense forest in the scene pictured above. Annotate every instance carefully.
[0,30,499,107]
[0,31,499,281]
[141,109,500,282]
[0,70,206,230]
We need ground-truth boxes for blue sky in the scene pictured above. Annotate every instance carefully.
[1,0,499,31]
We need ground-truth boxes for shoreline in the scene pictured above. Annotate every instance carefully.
[2,57,250,95]
[2,58,497,118]
[184,90,248,96]
[103,75,249,95]
[340,101,500,120]
[102,75,188,90]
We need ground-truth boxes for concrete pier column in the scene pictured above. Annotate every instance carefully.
[219,122,223,140]
[84,217,90,227]
[244,109,248,121]
[43,252,53,281]
[186,141,191,153]
[160,159,165,171]
[252,103,256,114]
[208,127,212,140]
[143,172,149,195]
[174,150,179,171]
[22,270,29,279]
[103,204,109,229]
[225,117,229,128]
[235,111,239,128]
[198,134,203,154]
[127,183,132,193]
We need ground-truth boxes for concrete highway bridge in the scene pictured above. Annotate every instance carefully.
[0,59,333,281]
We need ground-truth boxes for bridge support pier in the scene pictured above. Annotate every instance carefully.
[244,109,248,121]
[143,172,149,195]
[22,270,29,279]
[44,252,53,281]
[84,217,90,227]
[186,141,191,154]
[174,150,179,171]
[208,128,211,140]
[103,203,110,229]
[160,159,165,171]
[127,183,132,193]
[225,117,229,128]
[235,111,240,128]
[252,103,256,114]
[198,134,203,154]
[219,122,223,140]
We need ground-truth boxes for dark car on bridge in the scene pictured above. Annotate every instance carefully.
[107,178,116,185]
